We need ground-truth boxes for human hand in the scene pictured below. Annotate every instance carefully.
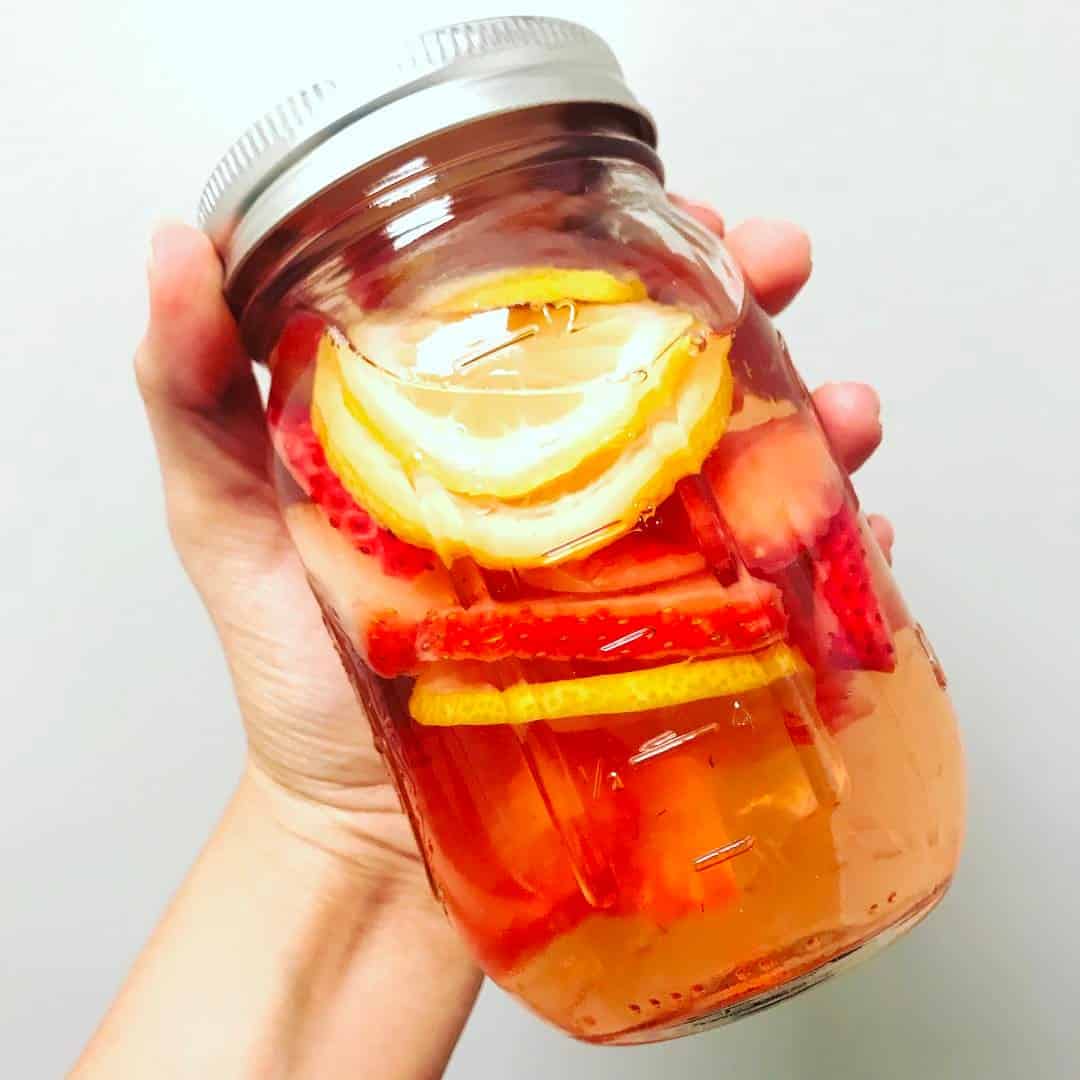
[75,206,895,1080]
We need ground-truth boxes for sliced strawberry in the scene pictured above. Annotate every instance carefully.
[285,503,458,678]
[520,530,705,594]
[811,506,896,673]
[703,414,844,572]
[403,722,587,973]
[281,447,785,677]
[782,669,876,746]
[676,474,740,584]
[616,748,738,926]
[768,508,897,675]
[814,668,876,737]
[266,311,327,426]
[521,481,738,593]
[405,573,785,670]
[406,720,640,972]
[287,498,784,678]
[273,412,435,579]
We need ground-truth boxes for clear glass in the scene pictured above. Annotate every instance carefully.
[248,112,965,1044]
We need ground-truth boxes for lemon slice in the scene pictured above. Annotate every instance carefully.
[311,327,733,567]
[337,301,696,498]
[408,644,808,726]
[429,266,646,313]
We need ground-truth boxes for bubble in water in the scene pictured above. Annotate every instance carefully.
[731,699,753,728]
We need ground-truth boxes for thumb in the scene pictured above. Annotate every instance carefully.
[135,224,285,582]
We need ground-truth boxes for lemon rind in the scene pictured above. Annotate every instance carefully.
[430,267,647,313]
[409,644,808,726]
[312,332,733,568]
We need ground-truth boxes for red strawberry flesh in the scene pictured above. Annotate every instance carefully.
[676,474,740,585]
[812,505,896,672]
[405,573,786,669]
[520,529,705,595]
[266,311,327,427]
[704,415,843,572]
[273,412,435,579]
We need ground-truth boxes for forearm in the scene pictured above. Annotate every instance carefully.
[72,769,481,1079]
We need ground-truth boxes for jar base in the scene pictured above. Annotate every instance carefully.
[586,876,953,1046]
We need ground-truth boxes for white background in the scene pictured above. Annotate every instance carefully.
[3,1,1079,1077]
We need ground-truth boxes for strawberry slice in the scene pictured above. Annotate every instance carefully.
[815,668,876,737]
[520,530,705,594]
[406,573,786,670]
[288,496,785,678]
[273,412,435,579]
[284,502,458,677]
[703,414,843,572]
[811,505,896,672]
[621,750,739,926]
[782,669,876,745]
[676,474,740,584]
[702,415,895,673]
[402,720,597,973]
[523,481,740,595]
[266,311,327,427]
[275,415,784,677]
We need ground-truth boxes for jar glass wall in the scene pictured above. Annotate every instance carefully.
[241,118,965,1043]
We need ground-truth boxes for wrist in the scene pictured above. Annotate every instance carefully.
[75,769,480,1079]
[229,770,482,1077]
[242,754,429,882]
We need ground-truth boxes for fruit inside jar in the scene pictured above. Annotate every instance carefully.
[266,242,964,1043]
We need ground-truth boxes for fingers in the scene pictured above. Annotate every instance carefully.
[670,195,725,237]
[725,219,812,315]
[813,383,893,558]
[671,196,811,316]
[674,197,892,558]
[136,224,280,568]
[812,382,882,473]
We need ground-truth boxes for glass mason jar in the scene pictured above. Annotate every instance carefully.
[201,17,964,1045]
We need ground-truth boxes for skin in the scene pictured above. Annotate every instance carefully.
[72,206,892,1079]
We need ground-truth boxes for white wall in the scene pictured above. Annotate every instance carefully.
[3,2,1078,1077]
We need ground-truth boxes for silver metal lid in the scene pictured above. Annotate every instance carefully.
[198,16,655,277]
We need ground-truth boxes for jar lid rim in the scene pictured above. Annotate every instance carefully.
[197,17,655,277]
